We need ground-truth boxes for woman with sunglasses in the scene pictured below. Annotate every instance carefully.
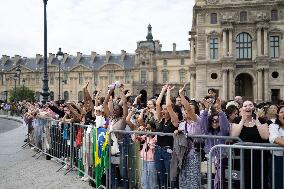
[200,97,230,189]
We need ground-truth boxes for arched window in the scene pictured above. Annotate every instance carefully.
[49,91,54,101]
[78,91,83,102]
[240,11,247,22]
[236,33,252,60]
[64,91,69,101]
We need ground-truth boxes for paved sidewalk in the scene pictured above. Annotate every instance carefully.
[0,117,93,189]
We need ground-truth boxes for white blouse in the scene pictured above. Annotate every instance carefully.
[269,123,284,156]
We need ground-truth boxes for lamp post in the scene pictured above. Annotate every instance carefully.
[62,79,66,100]
[56,48,64,100]
[41,0,49,104]
[13,73,18,101]
[16,66,21,85]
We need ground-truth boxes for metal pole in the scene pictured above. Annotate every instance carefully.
[14,79,16,101]
[58,60,61,100]
[41,0,49,104]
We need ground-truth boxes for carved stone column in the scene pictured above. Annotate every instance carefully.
[257,69,263,102]
[257,29,262,56]
[229,69,234,100]
[264,68,269,101]
[264,29,268,56]
[229,30,233,56]
[190,73,196,99]
[223,30,227,57]
[222,70,228,101]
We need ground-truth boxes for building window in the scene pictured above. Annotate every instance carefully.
[63,72,68,84]
[179,69,186,83]
[210,38,218,59]
[211,13,217,24]
[78,72,83,84]
[240,11,247,22]
[64,91,69,101]
[162,70,168,83]
[140,70,147,83]
[78,91,83,102]
[236,32,252,60]
[125,71,130,84]
[270,36,279,58]
[108,71,114,84]
[93,72,98,85]
[36,73,40,85]
[271,10,278,21]
[163,59,167,66]
[181,58,185,65]
[50,73,54,85]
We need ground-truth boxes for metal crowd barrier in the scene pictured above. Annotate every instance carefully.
[108,129,242,189]
[23,118,107,189]
[208,143,284,189]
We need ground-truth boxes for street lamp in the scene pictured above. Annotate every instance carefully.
[16,66,21,85]
[13,73,18,101]
[56,47,64,100]
[41,0,49,104]
[62,79,66,100]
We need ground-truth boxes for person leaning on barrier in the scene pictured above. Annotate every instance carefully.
[172,83,203,189]
[154,84,179,189]
[268,105,284,189]
[230,100,270,189]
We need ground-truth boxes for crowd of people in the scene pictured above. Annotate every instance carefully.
[12,81,284,189]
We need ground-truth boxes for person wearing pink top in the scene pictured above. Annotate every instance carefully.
[132,128,158,189]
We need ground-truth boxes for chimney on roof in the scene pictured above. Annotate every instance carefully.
[91,51,97,63]
[76,52,82,64]
[121,50,126,62]
[1,55,9,65]
[63,53,68,63]
[36,54,43,64]
[173,43,176,54]
[105,51,111,63]
[14,54,21,65]
[48,53,55,64]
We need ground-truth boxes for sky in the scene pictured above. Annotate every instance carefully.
[0,0,194,58]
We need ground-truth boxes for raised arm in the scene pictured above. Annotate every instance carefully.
[126,107,136,130]
[255,116,269,140]
[103,88,114,118]
[119,87,128,120]
[230,109,245,137]
[179,84,197,121]
[216,98,230,135]
[156,85,167,121]
[166,86,179,127]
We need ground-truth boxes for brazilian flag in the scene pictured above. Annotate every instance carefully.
[93,127,109,187]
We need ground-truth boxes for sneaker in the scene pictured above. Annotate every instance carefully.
[63,163,70,170]
[24,138,28,142]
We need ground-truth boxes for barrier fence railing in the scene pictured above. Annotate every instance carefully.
[108,129,243,189]
[208,144,284,189]
[17,116,284,189]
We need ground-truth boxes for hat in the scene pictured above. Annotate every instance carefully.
[94,105,104,112]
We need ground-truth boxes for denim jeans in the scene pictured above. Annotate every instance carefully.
[141,160,158,189]
[154,145,177,189]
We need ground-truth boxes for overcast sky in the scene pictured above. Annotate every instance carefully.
[0,0,194,57]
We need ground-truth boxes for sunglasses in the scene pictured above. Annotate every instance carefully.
[212,118,219,122]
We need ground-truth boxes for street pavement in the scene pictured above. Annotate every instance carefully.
[0,116,93,189]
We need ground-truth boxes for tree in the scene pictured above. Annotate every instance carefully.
[9,86,35,102]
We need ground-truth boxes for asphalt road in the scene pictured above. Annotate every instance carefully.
[0,117,93,189]
[0,118,21,134]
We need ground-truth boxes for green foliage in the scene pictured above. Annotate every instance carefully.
[9,86,35,102]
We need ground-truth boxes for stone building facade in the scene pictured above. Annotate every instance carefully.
[1,0,283,103]
[190,0,284,102]
[0,25,190,102]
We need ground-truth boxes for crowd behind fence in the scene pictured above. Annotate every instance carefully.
[1,81,284,189]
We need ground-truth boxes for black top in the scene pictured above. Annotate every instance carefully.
[156,118,177,148]
[85,111,96,125]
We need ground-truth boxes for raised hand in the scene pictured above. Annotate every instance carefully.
[201,98,209,110]
[215,97,222,112]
